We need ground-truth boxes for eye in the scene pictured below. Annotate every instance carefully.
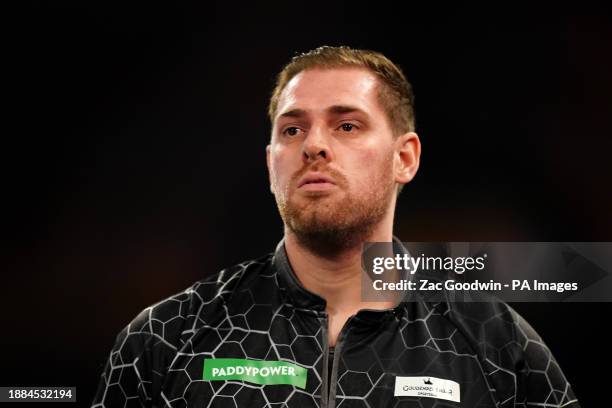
[339,123,357,132]
[282,127,302,137]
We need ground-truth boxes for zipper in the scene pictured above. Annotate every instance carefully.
[320,313,330,408]
[321,313,356,408]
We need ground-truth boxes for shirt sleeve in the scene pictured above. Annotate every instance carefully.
[511,308,581,408]
[91,307,177,407]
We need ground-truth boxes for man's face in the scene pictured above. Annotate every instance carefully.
[266,67,400,249]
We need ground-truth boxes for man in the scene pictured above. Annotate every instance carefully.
[92,46,580,407]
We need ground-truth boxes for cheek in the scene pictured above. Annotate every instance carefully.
[347,149,391,187]
[270,148,296,187]
[354,151,389,184]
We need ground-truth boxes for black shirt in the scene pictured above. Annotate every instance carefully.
[92,238,581,407]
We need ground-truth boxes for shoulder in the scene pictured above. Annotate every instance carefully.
[123,253,275,347]
[438,295,579,405]
[439,293,530,359]
[92,254,276,406]
[190,254,274,307]
[439,294,542,354]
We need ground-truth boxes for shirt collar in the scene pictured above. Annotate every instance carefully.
[273,238,327,311]
[272,236,414,312]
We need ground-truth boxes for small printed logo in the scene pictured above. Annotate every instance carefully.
[394,376,460,403]
[203,358,308,389]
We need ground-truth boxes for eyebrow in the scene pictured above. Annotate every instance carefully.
[277,105,367,121]
[327,105,364,115]
[277,108,307,120]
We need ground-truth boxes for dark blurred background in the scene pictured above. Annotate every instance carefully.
[3,2,611,406]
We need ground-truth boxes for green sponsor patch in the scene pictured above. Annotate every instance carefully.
[203,358,308,389]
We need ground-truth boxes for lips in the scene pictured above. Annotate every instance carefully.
[297,172,336,188]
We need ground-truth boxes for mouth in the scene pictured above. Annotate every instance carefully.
[299,181,336,192]
[297,172,337,191]
[299,178,334,187]
[298,173,335,187]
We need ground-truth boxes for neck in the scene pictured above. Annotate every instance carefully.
[283,210,396,316]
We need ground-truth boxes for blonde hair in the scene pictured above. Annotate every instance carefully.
[268,46,415,136]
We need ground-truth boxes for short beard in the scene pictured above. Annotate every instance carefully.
[275,163,396,259]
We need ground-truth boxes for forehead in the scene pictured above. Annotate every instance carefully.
[275,67,384,120]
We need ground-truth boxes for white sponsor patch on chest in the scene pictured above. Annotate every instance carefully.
[394,376,460,403]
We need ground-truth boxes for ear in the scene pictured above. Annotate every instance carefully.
[266,144,275,194]
[394,132,421,186]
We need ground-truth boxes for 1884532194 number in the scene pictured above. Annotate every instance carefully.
[0,387,76,402]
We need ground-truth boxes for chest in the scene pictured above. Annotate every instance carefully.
[159,303,498,407]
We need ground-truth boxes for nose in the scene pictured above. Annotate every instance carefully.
[302,125,332,163]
